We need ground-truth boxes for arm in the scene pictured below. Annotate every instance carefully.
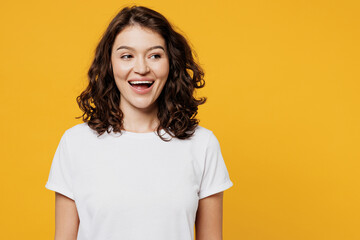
[54,192,80,240]
[195,191,224,240]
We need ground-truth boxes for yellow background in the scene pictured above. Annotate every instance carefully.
[1,0,359,239]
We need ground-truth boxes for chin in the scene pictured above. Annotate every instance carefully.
[132,101,156,110]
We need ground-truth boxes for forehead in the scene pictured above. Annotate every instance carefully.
[113,25,166,50]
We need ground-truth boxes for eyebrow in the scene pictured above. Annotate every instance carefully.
[116,45,166,52]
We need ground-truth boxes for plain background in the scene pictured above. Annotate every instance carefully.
[0,0,359,239]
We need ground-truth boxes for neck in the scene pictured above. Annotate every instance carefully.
[120,102,160,133]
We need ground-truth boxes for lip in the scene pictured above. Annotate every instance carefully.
[128,77,155,95]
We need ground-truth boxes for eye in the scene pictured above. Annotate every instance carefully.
[150,54,161,59]
[121,54,133,59]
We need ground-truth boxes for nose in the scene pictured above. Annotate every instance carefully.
[133,58,150,74]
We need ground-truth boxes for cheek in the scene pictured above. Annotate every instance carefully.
[153,62,170,79]
[112,62,132,79]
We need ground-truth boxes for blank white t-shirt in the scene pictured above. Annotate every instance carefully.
[45,123,233,240]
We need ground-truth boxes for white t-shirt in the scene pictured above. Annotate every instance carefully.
[45,122,233,240]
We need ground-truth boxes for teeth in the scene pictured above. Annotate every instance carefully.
[129,81,154,85]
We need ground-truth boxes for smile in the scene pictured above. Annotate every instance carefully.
[128,80,155,94]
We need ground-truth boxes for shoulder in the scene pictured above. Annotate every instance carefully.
[192,125,222,149]
[64,122,92,135]
[187,125,216,146]
[193,125,213,137]
[62,122,99,143]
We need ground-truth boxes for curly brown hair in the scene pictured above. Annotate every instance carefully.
[76,5,207,141]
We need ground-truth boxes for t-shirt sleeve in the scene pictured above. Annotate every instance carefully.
[198,131,234,199]
[45,131,75,200]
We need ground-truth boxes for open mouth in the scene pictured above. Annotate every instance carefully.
[128,81,154,89]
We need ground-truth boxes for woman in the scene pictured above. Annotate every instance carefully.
[45,5,233,240]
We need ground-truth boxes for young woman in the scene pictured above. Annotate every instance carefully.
[45,5,233,240]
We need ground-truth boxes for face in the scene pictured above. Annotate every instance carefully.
[110,25,170,113]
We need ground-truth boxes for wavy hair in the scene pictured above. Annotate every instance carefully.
[76,5,207,141]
